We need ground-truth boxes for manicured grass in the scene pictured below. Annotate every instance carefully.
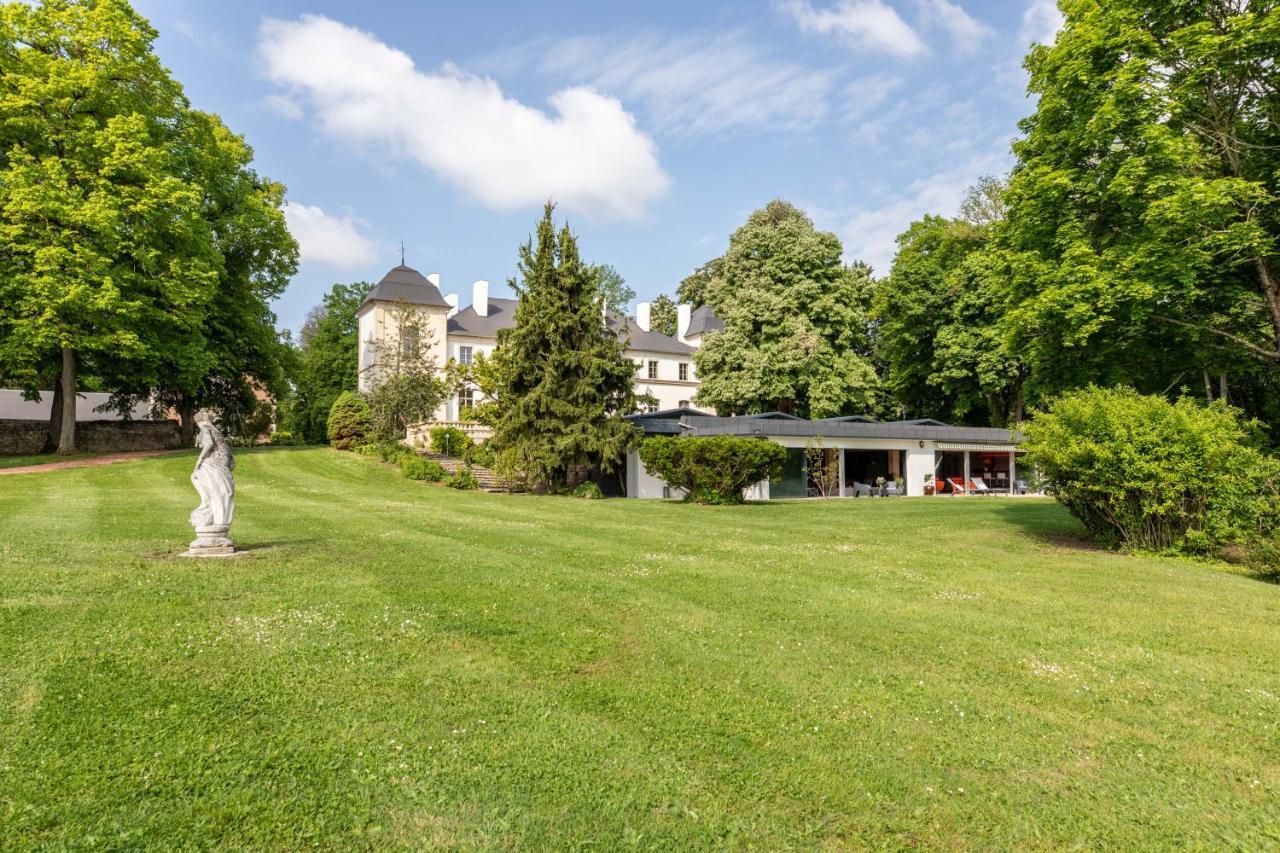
[0,451,100,469]
[1,447,1278,849]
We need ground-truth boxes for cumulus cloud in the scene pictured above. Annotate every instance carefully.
[283,203,378,269]
[818,152,1007,274]
[916,0,993,53]
[537,32,837,136]
[777,0,927,58]
[1020,0,1064,46]
[257,15,669,220]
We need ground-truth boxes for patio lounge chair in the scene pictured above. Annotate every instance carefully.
[1014,479,1029,495]
[850,481,874,497]
[945,477,968,495]
[883,481,902,496]
[970,478,994,495]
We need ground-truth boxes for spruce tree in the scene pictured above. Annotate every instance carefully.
[489,203,639,490]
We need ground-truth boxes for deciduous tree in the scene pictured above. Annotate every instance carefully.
[691,200,879,417]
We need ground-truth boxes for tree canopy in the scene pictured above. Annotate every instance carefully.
[691,200,878,417]
[649,293,678,338]
[282,283,369,444]
[999,0,1280,407]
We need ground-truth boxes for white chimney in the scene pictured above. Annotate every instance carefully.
[427,272,441,287]
[677,304,692,342]
[473,279,490,317]
[636,301,651,333]
[444,293,459,318]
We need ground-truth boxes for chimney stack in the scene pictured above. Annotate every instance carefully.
[636,301,651,333]
[444,293,459,318]
[677,304,692,342]
[426,273,441,287]
[473,280,490,317]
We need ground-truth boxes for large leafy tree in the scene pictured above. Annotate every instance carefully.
[488,203,639,490]
[1000,0,1280,411]
[876,179,1028,426]
[691,200,879,417]
[0,0,221,452]
[282,282,368,444]
[105,109,299,441]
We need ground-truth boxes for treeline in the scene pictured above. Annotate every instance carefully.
[0,1,298,451]
[654,0,1280,442]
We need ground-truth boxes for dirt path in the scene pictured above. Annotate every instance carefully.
[0,451,176,476]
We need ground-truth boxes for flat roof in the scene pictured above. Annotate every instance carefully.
[626,412,1021,445]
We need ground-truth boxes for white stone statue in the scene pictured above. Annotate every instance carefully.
[187,418,236,556]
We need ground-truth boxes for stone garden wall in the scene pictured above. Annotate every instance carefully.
[0,419,182,455]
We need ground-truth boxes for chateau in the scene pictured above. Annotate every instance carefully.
[356,264,717,422]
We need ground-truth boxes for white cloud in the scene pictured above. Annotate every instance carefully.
[537,32,837,136]
[817,152,1007,274]
[263,94,303,120]
[916,0,993,53]
[1020,0,1064,46]
[777,0,927,58]
[257,15,669,220]
[845,73,904,119]
[283,203,378,269]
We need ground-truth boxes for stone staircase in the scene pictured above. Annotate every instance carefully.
[421,452,512,492]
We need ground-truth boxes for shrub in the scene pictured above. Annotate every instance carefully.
[572,481,604,499]
[1023,387,1280,565]
[327,392,372,451]
[639,435,788,505]
[367,371,447,443]
[400,455,445,481]
[462,440,495,468]
[268,430,295,446]
[445,465,481,490]
[430,426,474,458]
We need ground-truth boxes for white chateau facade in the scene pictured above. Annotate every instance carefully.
[356,264,721,423]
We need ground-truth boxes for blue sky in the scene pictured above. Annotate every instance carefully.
[130,0,1062,334]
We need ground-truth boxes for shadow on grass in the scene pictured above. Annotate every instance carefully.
[989,499,1106,554]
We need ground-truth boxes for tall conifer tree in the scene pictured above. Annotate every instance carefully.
[489,203,639,490]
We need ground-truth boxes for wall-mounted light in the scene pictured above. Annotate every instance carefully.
[919,441,925,448]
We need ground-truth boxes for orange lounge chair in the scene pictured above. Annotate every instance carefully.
[946,477,968,495]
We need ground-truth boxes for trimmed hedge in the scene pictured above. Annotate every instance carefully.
[572,481,604,499]
[1023,387,1280,566]
[327,392,371,451]
[401,455,445,482]
[638,435,787,504]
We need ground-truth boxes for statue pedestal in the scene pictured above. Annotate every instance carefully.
[183,525,237,558]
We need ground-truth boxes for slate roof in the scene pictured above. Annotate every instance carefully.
[611,317,696,355]
[626,411,1022,445]
[445,299,695,354]
[447,297,520,338]
[360,265,451,310]
[685,305,724,338]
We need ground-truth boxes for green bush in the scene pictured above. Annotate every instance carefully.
[400,455,428,480]
[430,426,474,458]
[445,466,481,490]
[1023,387,1280,566]
[638,435,788,505]
[327,392,372,451]
[462,440,495,468]
[400,455,445,481]
[267,430,295,446]
[572,481,604,499]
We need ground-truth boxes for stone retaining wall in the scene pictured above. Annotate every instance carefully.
[0,419,182,455]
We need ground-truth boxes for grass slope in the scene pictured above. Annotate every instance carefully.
[1,447,1277,849]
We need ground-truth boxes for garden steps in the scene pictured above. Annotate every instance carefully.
[421,452,512,492]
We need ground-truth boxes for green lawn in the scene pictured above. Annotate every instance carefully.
[0,451,100,469]
[1,447,1277,849]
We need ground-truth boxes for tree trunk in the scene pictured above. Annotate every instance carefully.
[1218,373,1229,404]
[1257,257,1280,360]
[179,398,196,446]
[42,380,64,454]
[56,346,77,455]
[1202,369,1214,401]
